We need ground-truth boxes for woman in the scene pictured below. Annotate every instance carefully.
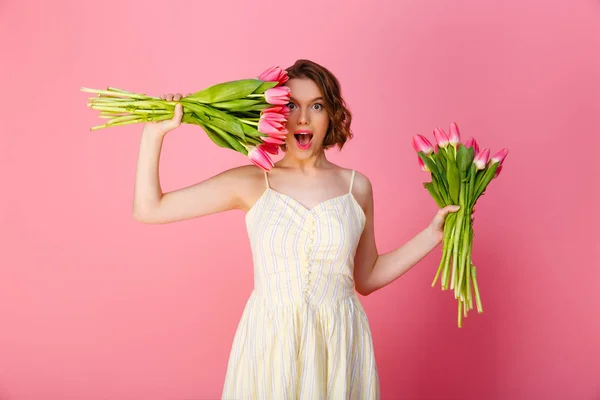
[133,59,461,399]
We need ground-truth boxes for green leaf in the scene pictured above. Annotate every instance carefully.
[253,81,279,94]
[473,163,499,200]
[437,147,448,172]
[203,125,236,150]
[185,115,236,151]
[210,99,264,112]
[424,182,445,208]
[240,122,261,137]
[186,79,264,103]
[467,164,477,207]
[208,124,248,155]
[457,145,474,173]
[183,102,246,140]
[446,160,460,204]
[418,152,441,178]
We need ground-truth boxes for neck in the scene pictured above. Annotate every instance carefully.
[277,149,331,171]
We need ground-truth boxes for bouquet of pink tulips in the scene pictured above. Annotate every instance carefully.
[81,66,292,171]
[412,123,508,327]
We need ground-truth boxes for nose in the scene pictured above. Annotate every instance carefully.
[297,108,310,125]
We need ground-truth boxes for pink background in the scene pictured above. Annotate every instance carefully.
[1,0,599,399]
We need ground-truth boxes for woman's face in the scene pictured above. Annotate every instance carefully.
[283,78,330,158]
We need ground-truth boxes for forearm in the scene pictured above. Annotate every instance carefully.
[364,227,440,295]
[132,128,166,218]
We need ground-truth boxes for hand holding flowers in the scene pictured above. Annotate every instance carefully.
[412,123,509,327]
[81,66,293,171]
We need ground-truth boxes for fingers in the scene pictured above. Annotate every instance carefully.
[159,93,182,101]
[172,103,183,123]
[440,205,460,215]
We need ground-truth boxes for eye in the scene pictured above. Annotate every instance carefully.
[312,103,324,111]
[287,102,297,110]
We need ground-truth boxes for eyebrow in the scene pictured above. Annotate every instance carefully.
[289,96,324,103]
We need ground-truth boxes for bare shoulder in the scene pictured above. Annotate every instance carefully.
[223,164,269,211]
[221,163,264,182]
[348,169,373,210]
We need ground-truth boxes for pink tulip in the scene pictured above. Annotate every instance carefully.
[259,66,289,86]
[258,118,286,135]
[265,86,291,105]
[491,148,509,165]
[248,146,274,171]
[449,122,461,146]
[261,111,287,123]
[262,105,290,117]
[271,131,289,138]
[411,134,434,155]
[433,127,450,148]
[418,156,430,172]
[259,142,280,155]
[494,164,503,178]
[473,148,490,170]
[261,135,287,145]
[464,137,480,156]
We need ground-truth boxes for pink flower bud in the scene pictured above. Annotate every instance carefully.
[259,142,280,156]
[248,146,274,171]
[449,122,461,146]
[491,148,509,165]
[259,66,289,86]
[473,148,490,170]
[261,135,287,145]
[261,111,287,123]
[264,86,291,105]
[433,128,450,148]
[464,137,479,156]
[411,134,434,155]
[262,105,290,118]
[258,118,286,135]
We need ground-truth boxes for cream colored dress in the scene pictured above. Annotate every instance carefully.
[222,170,380,399]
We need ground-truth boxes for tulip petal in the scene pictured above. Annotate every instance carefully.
[491,148,509,165]
[258,66,289,86]
[433,128,450,148]
[411,134,434,155]
[449,122,461,146]
[473,148,490,170]
[248,146,274,171]
[265,87,291,105]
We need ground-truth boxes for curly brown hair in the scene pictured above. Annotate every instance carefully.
[284,59,353,150]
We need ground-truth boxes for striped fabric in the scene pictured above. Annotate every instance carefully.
[222,170,380,399]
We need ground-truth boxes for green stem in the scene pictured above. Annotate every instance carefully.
[441,218,457,290]
[471,264,483,313]
[432,213,455,288]
[456,207,471,299]
[450,182,466,293]
[239,119,258,126]
[81,87,150,100]
[465,228,473,311]
[458,296,463,328]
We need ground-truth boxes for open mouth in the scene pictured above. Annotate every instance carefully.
[294,133,313,149]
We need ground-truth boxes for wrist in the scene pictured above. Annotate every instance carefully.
[423,226,442,248]
[142,125,167,140]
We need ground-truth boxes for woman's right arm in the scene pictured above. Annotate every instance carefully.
[132,93,251,224]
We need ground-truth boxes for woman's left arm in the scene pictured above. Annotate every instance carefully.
[352,173,460,296]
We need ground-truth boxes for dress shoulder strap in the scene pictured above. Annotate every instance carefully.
[349,169,356,193]
[264,170,270,189]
